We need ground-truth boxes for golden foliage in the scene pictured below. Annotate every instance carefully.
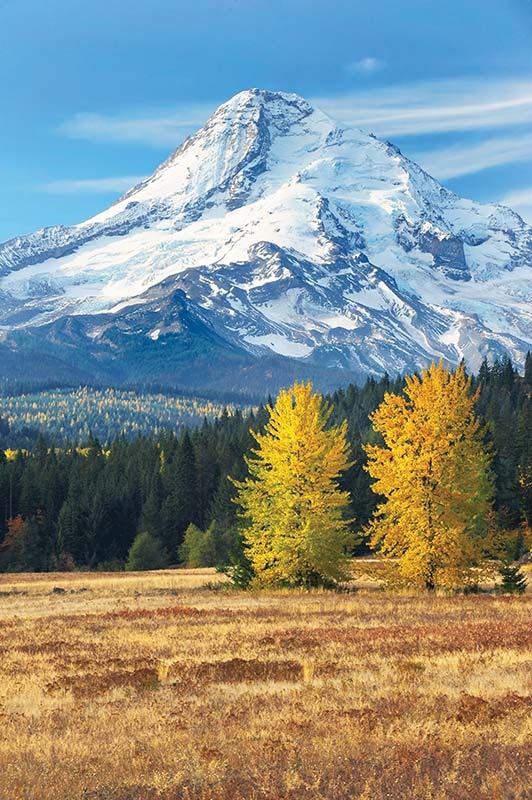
[365,362,494,590]
[234,382,353,586]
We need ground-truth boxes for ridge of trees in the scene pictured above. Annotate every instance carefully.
[0,387,242,444]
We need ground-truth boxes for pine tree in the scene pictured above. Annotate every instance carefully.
[498,561,527,594]
[161,431,198,557]
[234,381,354,587]
[524,352,532,386]
[57,499,90,566]
[364,362,494,590]
[490,393,521,526]
[209,475,237,532]
[139,483,163,539]
[517,399,532,526]
[478,357,490,384]
[193,423,221,528]
[500,355,515,389]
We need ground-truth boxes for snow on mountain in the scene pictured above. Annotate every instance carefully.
[0,88,531,388]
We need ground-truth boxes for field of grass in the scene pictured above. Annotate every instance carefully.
[2,569,532,799]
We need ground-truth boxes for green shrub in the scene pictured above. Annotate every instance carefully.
[126,532,168,571]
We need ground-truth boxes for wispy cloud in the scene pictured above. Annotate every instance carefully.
[58,76,532,149]
[60,106,211,147]
[39,176,146,193]
[345,57,385,75]
[498,188,532,224]
[415,132,532,179]
[313,77,532,137]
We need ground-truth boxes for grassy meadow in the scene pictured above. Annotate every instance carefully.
[1,567,532,799]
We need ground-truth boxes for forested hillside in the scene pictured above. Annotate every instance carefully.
[0,387,239,443]
[0,356,530,572]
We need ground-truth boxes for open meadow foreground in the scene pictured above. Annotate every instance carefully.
[2,569,532,800]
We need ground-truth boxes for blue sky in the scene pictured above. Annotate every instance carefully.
[1,0,532,241]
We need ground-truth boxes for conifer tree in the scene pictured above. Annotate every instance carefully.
[478,357,490,384]
[498,560,527,594]
[234,382,353,587]
[517,399,532,526]
[525,352,532,386]
[365,362,493,590]
[192,424,220,528]
[57,499,90,566]
[161,431,198,557]
[139,482,163,539]
[209,475,237,532]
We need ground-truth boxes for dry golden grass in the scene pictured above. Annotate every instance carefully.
[1,568,532,799]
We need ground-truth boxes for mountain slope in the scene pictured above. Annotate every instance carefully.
[0,88,531,391]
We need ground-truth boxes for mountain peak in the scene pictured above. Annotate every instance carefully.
[0,88,530,390]
[218,87,310,107]
[97,88,333,221]
[199,87,322,143]
[214,88,315,120]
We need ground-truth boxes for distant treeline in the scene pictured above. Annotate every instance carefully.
[0,378,256,405]
[0,387,242,444]
[0,355,531,572]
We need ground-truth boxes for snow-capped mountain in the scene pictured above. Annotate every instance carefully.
[1,88,531,393]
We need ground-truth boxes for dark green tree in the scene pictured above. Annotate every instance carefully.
[161,431,198,557]
[499,561,527,594]
[524,352,532,386]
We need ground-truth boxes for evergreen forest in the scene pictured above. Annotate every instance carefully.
[0,355,530,573]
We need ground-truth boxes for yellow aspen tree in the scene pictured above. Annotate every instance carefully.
[364,362,493,590]
[234,382,354,586]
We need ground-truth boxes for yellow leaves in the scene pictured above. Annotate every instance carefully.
[3,448,21,461]
[365,361,494,590]
[234,382,354,586]
[518,465,532,489]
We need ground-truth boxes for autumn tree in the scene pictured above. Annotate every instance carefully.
[234,382,354,587]
[364,362,493,590]
[0,516,27,571]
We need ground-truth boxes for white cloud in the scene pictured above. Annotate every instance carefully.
[415,132,532,179]
[313,77,532,137]
[345,57,385,75]
[39,176,146,193]
[498,188,532,224]
[60,106,211,147]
